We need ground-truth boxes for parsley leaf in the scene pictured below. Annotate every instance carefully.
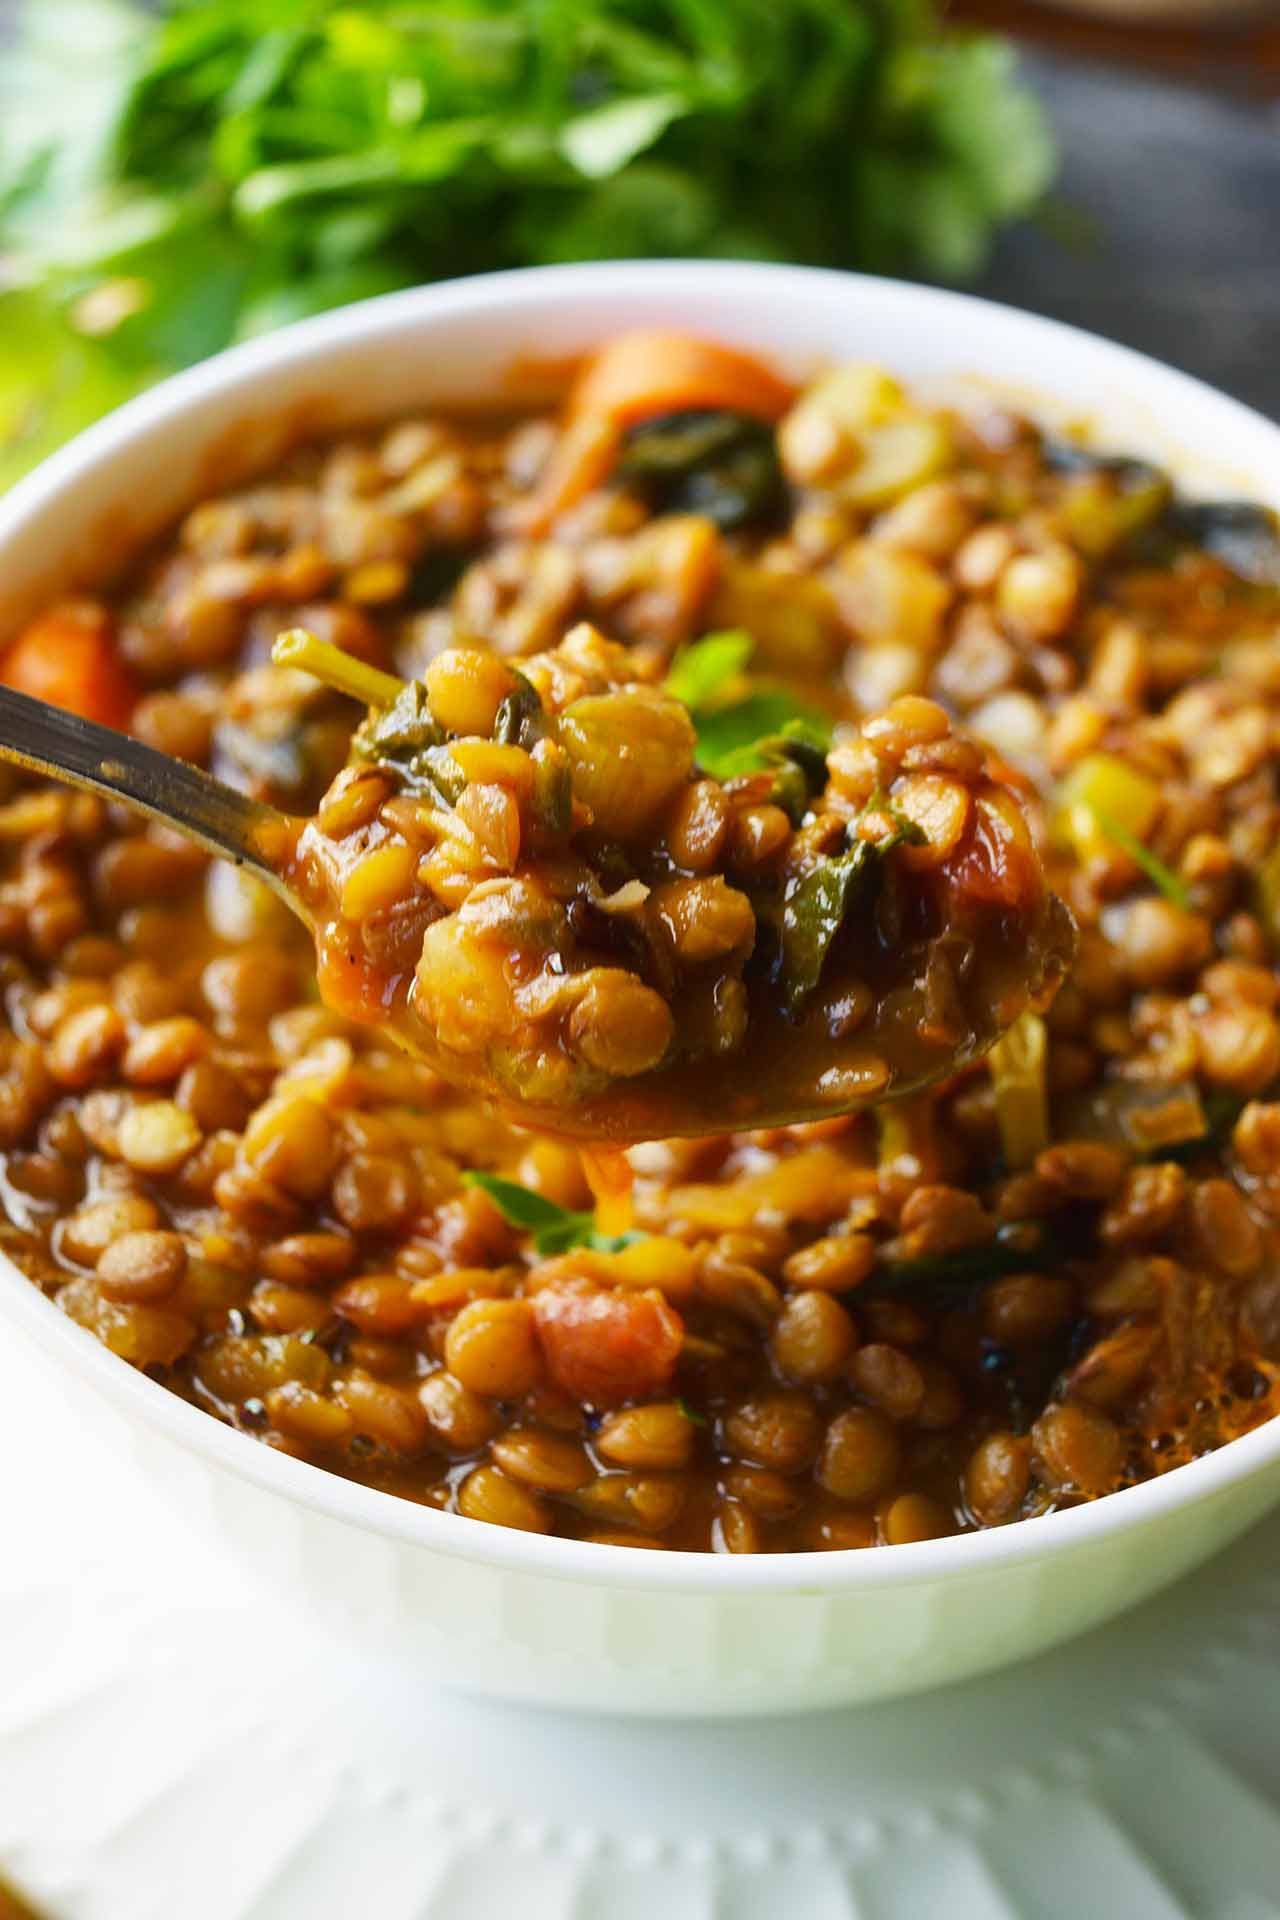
[663,630,753,708]
[462,1171,640,1256]
[665,632,832,778]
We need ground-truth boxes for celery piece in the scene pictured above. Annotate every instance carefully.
[988,1010,1048,1171]
[272,628,405,709]
[1054,752,1161,867]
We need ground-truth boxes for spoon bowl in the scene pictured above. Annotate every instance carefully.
[0,670,1075,1141]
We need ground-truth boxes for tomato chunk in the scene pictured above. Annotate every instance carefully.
[1,600,137,728]
[532,1278,683,1407]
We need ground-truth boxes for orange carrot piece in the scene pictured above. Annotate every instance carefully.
[569,331,795,429]
[519,410,623,536]
[1,601,137,729]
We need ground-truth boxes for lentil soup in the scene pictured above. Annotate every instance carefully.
[1,329,1278,1552]
[282,627,1073,1138]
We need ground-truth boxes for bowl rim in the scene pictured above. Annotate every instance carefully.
[2,256,1279,1596]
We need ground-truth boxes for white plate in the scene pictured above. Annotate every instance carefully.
[2,1333,1279,1919]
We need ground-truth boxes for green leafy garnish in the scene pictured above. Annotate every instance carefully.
[777,839,875,1014]
[617,410,785,531]
[693,699,833,778]
[463,1171,641,1256]
[665,632,832,778]
[1093,807,1191,910]
[777,810,922,1012]
[663,630,754,708]
[0,0,1054,484]
[676,1397,708,1427]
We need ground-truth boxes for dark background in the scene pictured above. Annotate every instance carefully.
[972,51,1280,421]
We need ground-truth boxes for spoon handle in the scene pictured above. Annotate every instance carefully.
[0,685,300,903]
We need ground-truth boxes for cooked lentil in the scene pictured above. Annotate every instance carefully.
[0,332,1277,1550]
[280,629,1070,1137]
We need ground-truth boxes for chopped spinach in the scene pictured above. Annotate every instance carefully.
[1041,438,1164,493]
[408,544,480,608]
[1165,500,1280,586]
[664,631,832,779]
[776,838,874,1014]
[870,1220,1061,1303]
[1130,497,1280,586]
[492,671,546,748]
[776,809,922,1012]
[355,681,442,761]
[617,409,786,531]
[463,1171,640,1256]
[749,728,831,823]
[693,695,832,778]
[353,683,474,802]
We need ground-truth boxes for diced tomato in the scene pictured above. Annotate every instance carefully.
[315,927,394,1023]
[532,1278,683,1407]
[0,600,137,728]
[942,789,1042,914]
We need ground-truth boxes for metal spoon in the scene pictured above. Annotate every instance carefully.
[0,683,308,922]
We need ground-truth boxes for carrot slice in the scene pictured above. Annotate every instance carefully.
[1,601,137,729]
[519,409,623,536]
[569,331,795,429]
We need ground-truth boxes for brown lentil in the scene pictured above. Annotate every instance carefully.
[96,1229,187,1304]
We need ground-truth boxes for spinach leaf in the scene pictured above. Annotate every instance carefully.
[870,1221,1062,1303]
[1041,438,1164,492]
[353,683,473,801]
[492,671,545,748]
[617,408,786,531]
[463,1171,641,1256]
[776,810,923,1011]
[1165,500,1280,587]
[356,681,442,761]
[777,839,874,1013]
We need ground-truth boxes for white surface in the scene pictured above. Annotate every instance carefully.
[0,263,1279,1713]
[3,1328,1280,1920]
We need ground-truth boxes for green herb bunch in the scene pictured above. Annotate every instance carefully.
[0,0,1053,486]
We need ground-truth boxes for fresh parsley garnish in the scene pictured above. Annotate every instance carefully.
[665,632,832,778]
[663,630,754,708]
[463,1171,641,1256]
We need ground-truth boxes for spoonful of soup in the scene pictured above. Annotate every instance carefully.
[0,623,1073,1139]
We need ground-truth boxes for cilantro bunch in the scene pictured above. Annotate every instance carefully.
[0,0,1053,486]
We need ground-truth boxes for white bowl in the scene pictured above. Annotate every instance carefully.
[2,262,1279,1717]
